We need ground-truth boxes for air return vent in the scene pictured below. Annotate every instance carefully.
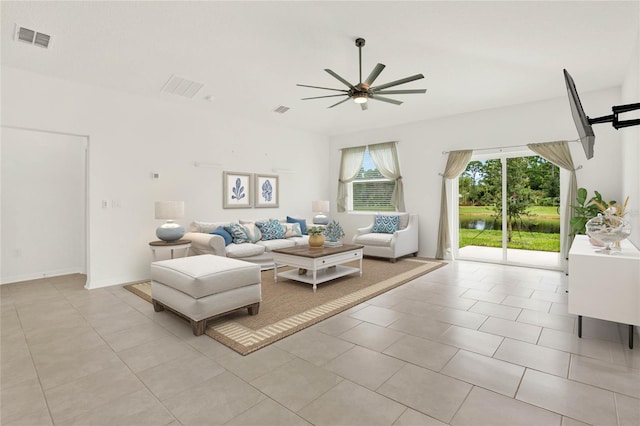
[161,75,204,98]
[15,25,51,48]
[273,105,290,114]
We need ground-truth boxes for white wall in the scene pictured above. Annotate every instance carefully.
[1,128,86,283]
[621,28,640,246]
[330,88,623,258]
[1,66,330,288]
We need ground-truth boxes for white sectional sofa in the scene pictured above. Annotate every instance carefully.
[184,218,310,270]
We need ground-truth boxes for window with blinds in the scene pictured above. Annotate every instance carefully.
[350,149,395,211]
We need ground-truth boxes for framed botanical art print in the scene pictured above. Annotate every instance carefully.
[223,171,252,208]
[254,174,279,208]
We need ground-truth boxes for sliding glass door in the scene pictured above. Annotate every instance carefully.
[454,151,561,269]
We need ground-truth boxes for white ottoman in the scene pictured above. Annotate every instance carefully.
[151,255,261,335]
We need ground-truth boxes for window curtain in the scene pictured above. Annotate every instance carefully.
[436,150,473,259]
[527,140,576,261]
[368,142,405,211]
[337,146,366,212]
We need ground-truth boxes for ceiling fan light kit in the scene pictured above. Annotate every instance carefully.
[298,37,426,110]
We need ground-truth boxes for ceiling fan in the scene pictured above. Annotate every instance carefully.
[297,37,426,110]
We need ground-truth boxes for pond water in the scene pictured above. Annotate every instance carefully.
[460,218,559,233]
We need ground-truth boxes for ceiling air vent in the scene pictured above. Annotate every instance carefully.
[161,75,204,99]
[273,106,290,114]
[15,25,51,48]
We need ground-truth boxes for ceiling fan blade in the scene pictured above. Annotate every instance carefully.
[360,102,368,111]
[301,94,349,100]
[325,69,356,90]
[296,84,349,93]
[372,89,427,95]
[328,97,352,108]
[370,74,424,91]
[369,95,403,105]
[363,63,386,88]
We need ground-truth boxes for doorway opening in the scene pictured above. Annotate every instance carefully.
[454,151,561,269]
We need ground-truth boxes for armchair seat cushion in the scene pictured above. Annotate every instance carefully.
[353,232,393,247]
[226,243,265,258]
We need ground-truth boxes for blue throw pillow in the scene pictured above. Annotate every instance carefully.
[371,215,399,234]
[256,219,286,240]
[286,216,308,235]
[210,226,232,246]
[224,223,250,244]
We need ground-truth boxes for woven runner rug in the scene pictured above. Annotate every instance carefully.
[125,257,445,355]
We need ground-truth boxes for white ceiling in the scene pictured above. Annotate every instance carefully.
[2,1,639,136]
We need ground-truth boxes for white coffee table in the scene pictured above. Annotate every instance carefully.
[272,244,364,292]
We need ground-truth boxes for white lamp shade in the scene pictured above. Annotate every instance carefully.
[312,200,330,213]
[155,201,185,220]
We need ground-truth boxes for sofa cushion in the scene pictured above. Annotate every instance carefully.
[256,219,285,240]
[282,222,302,238]
[372,215,399,234]
[289,236,310,246]
[286,216,308,235]
[191,221,231,234]
[353,232,393,247]
[224,223,250,244]
[210,226,232,246]
[226,242,266,258]
[241,222,262,243]
[257,239,296,251]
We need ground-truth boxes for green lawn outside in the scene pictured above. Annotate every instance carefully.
[459,205,559,217]
[459,229,560,252]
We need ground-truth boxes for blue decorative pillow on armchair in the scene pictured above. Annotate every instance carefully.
[371,215,399,234]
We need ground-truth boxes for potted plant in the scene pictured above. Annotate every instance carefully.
[570,188,613,236]
[307,226,325,248]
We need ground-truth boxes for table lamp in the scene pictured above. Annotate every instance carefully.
[312,200,330,225]
[155,201,185,242]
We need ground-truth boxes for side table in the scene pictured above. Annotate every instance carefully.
[149,239,191,261]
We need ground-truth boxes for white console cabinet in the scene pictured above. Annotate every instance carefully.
[568,235,640,349]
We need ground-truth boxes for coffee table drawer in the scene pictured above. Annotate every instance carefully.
[317,250,362,267]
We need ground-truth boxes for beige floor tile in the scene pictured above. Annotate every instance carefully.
[424,293,478,310]
[469,300,522,320]
[451,387,561,425]
[461,288,507,304]
[378,363,472,423]
[615,393,640,426]
[312,314,362,336]
[184,332,241,360]
[324,345,406,390]
[560,417,591,426]
[349,305,407,327]
[29,329,108,359]
[225,398,311,426]
[387,299,444,318]
[479,316,542,344]
[57,388,175,426]
[431,307,488,329]
[250,357,342,412]
[569,354,640,398]
[494,338,570,377]
[383,334,458,371]
[490,284,535,298]
[441,350,525,397]
[137,352,226,401]
[44,363,146,424]
[517,309,576,333]
[164,371,266,425]
[24,322,96,348]
[0,352,38,389]
[516,369,617,425]
[437,325,504,356]
[338,321,406,351]
[501,295,552,312]
[118,335,199,372]
[392,408,447,426]
[299,380,406,426]
[274,328,354,366]
[216,345,296,382]
[531,289,568,304]
[388,314,452,340]
[100,320,174,352]
[538,328,617,363]
[0,378,52,426]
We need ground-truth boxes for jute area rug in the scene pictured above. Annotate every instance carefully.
[125,257,445,355]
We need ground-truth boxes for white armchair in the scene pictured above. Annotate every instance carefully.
[352,213,419,262]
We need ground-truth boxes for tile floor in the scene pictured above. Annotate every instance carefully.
[1,260,639,426]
